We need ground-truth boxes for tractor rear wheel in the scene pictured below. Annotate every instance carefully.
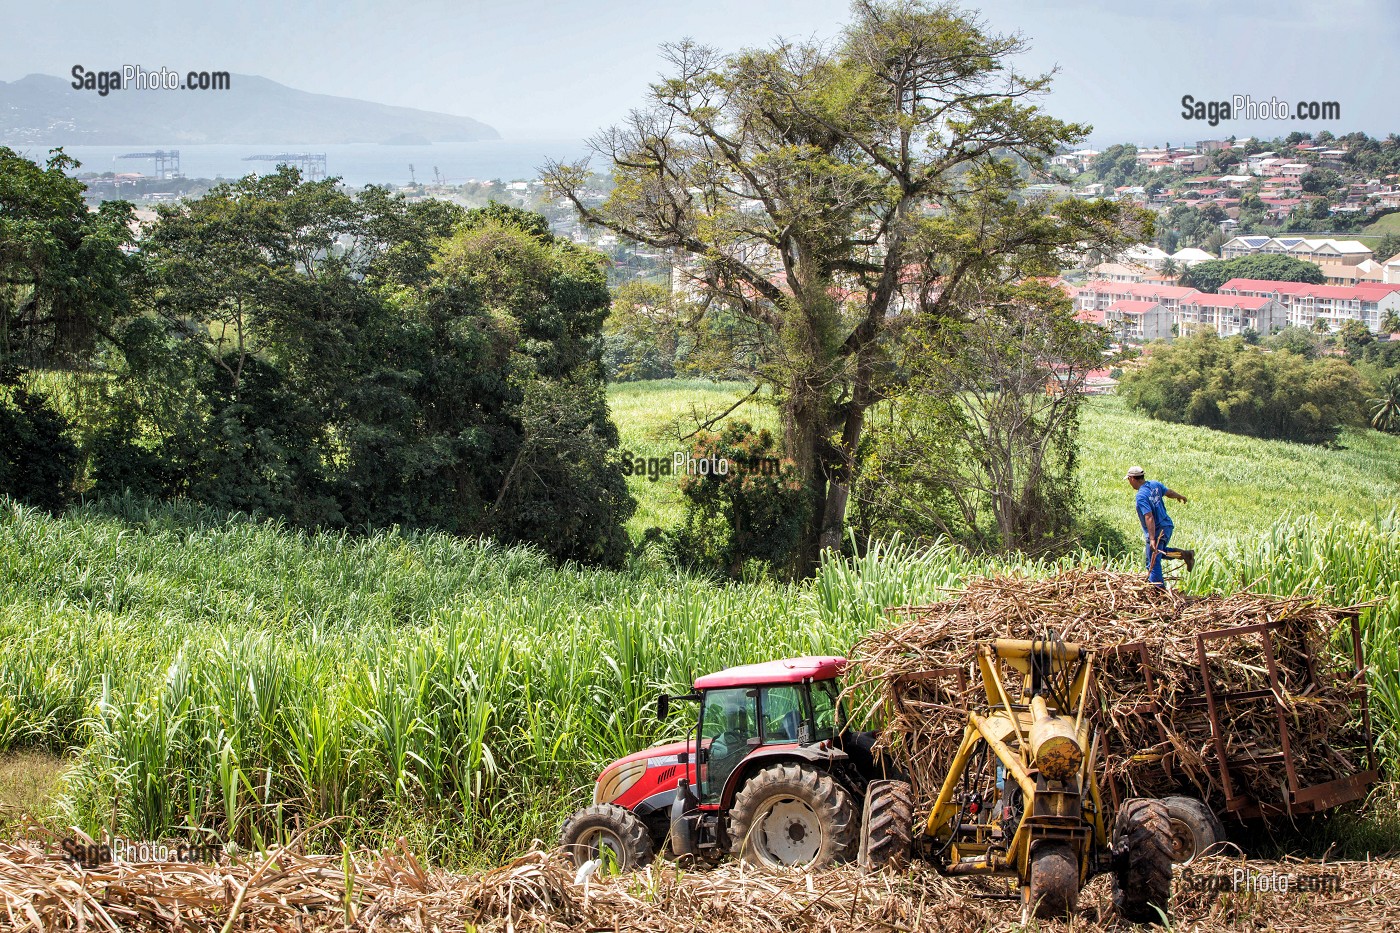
[858,779,914,871]
[560,804,654,872]
[1026,842,1080,919]
[1160,795,1224,864]
[728,763,856,870]
[1112,797,1175,924]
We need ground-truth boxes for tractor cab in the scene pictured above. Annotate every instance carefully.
[561,655,888,871]
[686,656,847,806]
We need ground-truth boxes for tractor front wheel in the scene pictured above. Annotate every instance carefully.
[560,804,654,872]
[858,779,914,871]
[728,763,856,869]
[1112,797,1175,924]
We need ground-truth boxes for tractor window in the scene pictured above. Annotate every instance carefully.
[810,679,841,741]
[760,686,804,742]
[699,688,758,803]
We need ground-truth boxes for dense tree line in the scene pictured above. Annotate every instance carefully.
[1119,330,1370,445]
[0,148,634,565]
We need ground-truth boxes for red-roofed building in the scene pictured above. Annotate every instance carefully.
[1216,279,1400,332]
[1075,281,1285,338]
[1179,293,1285,336]
[1103,298,1173,341]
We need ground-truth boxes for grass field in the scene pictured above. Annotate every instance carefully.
[0,381,1397,867]
[1364,212,1400,237]
[611,380,1400,549]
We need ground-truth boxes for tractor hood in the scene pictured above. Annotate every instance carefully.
[594,739,699,810]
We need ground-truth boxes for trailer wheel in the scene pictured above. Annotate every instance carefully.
[1026,842,1080,919]
[1112,798,1175,924]
[560,804,654,872]
[729,763,856,869]
[858,779,914,871]
[1160,795,1224,864]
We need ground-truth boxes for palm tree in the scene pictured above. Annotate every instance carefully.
[1382,310,1400,335]
[1371,376,1400,434]
[1159,257,1180,282]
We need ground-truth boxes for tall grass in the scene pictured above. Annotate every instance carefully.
[3,496,1396,864]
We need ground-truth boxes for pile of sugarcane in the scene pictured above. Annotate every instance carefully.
[846,569,1372,815]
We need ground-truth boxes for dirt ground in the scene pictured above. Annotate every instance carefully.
[1,840,1397,932]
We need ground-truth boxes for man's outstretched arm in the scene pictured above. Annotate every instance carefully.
[1165,487,1189,504]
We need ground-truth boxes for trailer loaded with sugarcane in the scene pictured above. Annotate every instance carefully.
[560,569,1378,924]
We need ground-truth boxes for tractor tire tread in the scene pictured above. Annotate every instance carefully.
[1112,797,1175,925]
[1028,841,1080,919]
[859,779,914,872]
[559,803,654,871]
[728,762,856,869]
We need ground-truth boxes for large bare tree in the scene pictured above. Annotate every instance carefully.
[545,0,1144,570]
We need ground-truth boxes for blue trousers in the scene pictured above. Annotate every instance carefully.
[1146,528,1172,585]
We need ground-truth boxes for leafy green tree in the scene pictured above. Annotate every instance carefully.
[1374,233,1400,265]
[114,175,635,564]
[857,282,1104,553]
[1382,310,1400,334]
[1266,325,1323,359]
[1300,169,1341,195]
[1338,319,1375,359]
[0,148,138,368]
[1181,254,1326,293]
[544,0,1148,567]
[602,281,685,381]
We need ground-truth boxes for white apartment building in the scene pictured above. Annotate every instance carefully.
[1217,279,1400,333]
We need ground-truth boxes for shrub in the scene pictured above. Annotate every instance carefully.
[1119,330,1370,444]
[668,421,809,579]
[0,370,78,511]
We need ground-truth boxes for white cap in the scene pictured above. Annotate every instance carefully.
[1125,465,1145,479]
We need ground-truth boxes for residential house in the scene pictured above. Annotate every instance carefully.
[1385,253,1400,285]
[1090,262,1154,283]
[1219,236,1373,265]
[1169,247,1216,267]
[1316,259,1384,286]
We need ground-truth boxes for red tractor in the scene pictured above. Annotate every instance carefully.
[560,656,894,870]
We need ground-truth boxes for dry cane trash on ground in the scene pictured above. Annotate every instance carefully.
[0,840,1398,932]
[846,568,1374,815]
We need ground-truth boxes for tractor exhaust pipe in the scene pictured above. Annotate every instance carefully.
[670,778,697,858]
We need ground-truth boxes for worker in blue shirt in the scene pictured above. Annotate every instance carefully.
[1126,466,1195,586]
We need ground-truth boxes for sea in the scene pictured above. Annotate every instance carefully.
[22,138,593,187]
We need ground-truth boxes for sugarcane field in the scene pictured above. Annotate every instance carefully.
[5,1,1400,931]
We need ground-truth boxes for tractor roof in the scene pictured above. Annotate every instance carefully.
[693,656,847,690]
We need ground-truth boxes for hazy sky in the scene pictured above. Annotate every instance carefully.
[3,0,1396,144]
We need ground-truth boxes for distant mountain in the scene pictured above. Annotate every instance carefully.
[0,73,499,145]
